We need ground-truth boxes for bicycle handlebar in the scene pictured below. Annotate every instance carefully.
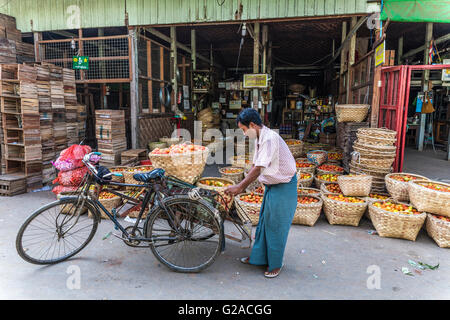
[82,152,123,178]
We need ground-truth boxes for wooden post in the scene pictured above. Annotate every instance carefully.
[79,29,84,81]
[147,39,152,112]
[346,17,357,104]
[253,22,260,110]
[171,26,177,112]
[160,46,165,113]
[371,29,382,127]
[33,32,43,62]
[262,24,268,74]
[340,21,347,75]
[129,27,139,149]
[191,29,196,70]
[418,23,433,151]
[397,36,403,65]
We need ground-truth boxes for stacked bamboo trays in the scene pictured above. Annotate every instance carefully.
[149,147,209,184]
[350,127,397,193]
[77,103,87,141]
[95,109,127,167]
[219,166,244,184]
[49,65,66,154]
[337,122,370,172]
[337,174,372,197]
[368,200,426,241]
[385,173,429,202]
[285,139,303,158]
[425,214,450,248]
[321,193,368,226]
[63,68,79,146]
[197,177,235,212]
[335,104,370,123]
[234,192,263,226]
[293,194,323,226]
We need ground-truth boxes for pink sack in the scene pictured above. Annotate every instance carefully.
[52,185,79,196]
[53,167,88,186]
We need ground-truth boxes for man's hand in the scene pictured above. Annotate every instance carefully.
[224,184,244,196]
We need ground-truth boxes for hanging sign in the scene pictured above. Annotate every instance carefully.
[375,41,385,67]
[73,56,89,70]
[243,74,269,88]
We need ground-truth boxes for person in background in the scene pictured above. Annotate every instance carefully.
[225,108,297,278]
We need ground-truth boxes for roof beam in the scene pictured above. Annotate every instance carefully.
[402,33,450,60]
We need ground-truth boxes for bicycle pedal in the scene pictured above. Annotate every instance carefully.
[102,231,112,240]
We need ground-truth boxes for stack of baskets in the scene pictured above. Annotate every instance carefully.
[408,180,450,247]
[350,128,397,193]
[219,166,244,184]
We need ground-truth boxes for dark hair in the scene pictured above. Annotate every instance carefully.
[236,108,262,127]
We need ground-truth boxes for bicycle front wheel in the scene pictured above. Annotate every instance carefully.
[145,196,223,273]
[16,197,98,265]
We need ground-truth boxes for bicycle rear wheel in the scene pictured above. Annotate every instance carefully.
[16,197,98,265]
[145,196,223,273]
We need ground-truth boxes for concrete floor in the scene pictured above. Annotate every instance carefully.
[0,153,449,300]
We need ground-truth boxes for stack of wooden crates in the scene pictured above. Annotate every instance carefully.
[95,109,127,167]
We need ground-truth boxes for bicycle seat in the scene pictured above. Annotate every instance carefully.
[133,168,165,183]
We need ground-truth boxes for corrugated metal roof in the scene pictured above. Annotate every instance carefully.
[0,0,372,32]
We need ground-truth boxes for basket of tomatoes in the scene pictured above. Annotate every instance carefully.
[316,164,345,176]
[293,195,323,226]
[122,165,155,190]
[297,172,314,188]
[407,180,450,217]
[298,187,321,196]
[363,193,391,219]
[247,184,265,195]
[149,143,209,184]
[426,213,450,248]
[197,177,235,212]
[307,150,328,166]
[235,192,264,226]
[295,159,316,175]
[321,193,367,226]
[285,139,304,158]
[109,166,126,183]
[337,174,372,197]
[90,191,122,219]
[320,183,342,194]
[314,173,341,189]
[385,173,429,202]
[219,166,245,184]
[368,200,426,241]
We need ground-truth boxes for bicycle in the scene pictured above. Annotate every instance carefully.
[16,152,252,273]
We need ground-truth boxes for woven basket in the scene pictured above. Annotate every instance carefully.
[352,144,397,158]
[385,173,429,202]
[321,193,367,226]
[159,136,182,147]
[295,159,316,175]
[149,148,209,184]
[246,182,265,194]
[426,213,450,248]
[315,174,340,189]
[352,152,395,169]
[297,173,314,188]
[219,166,245,184]
[197,177,235,212]
[148,141,167,151]
[316,164,344,176]
[298,187,321,196]
[307,150,328,166]
[89,194,122,219]
[363,193,391,219]
[293,195,323,226]
[122,165,155,188]
[353,141,397,154]
[320,182,342,194]
[108,166,126,183]
[337,174,372,197]
[350,160,392,177]
[358,127,397,140]
[235,193,263,226]
[57,192,88,215]
[368,200,426,241]
[335,104,369,122]
[285,139,304,158]
[408,180,450,217]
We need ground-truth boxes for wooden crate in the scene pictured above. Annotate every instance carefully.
[0,173,27,196]
[0,64,18,80]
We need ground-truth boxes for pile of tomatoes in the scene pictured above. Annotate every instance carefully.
[98,192,117,200]
[325,183,342,193]
[240,192,263,204]
[222,168,244,174]
[200,179,232,188]
[253,186,265,194]
[317,174,339,182]
[317,164,344,172]
[297,196,319,204]
[373,201,421,215]
[298,173,312,180]
[296,161,315,168]
[327,152,343,160]
[390,174,419,182]
[368,193,389,200]
[420,182,450,192]
[435,215,450,222]
[327,194,365,203]
[286,140,302,145]
[151,143,206,155]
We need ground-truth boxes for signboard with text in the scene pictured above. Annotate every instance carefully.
[375,41,385,67]
[243,73,269,88]
[73,56,89,70]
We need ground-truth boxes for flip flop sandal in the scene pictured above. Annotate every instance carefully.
[264,265,284,278]
[240,257,251,265]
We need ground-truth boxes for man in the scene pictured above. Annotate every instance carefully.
[225,108,297,278]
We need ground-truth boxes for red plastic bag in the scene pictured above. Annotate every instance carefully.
[52,185,79,195]
[53,167,88,186]
[59,145,92,161]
